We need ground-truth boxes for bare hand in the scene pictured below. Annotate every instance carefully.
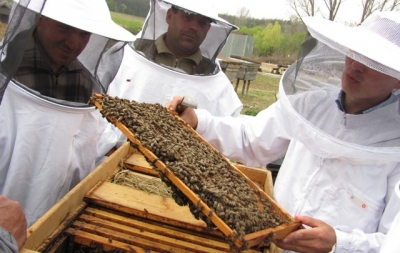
[0,195,27,249]
[166,96,198,129]
[274,216,336,253]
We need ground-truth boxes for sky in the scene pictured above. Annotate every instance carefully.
[202,0,365,24]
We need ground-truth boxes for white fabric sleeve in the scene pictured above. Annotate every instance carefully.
[334,227,384,253]
[0,227,18,253]
[196,101,291,167]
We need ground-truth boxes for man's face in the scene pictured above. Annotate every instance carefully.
[342,56,400,107]
[165,8,211,58]
[34,17,91,72]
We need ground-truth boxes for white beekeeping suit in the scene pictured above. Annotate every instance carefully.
[192,12,400,252]
[0,0,134,227]
[98,0,243,117]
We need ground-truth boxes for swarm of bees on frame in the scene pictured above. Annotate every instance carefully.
[92,94,289,249]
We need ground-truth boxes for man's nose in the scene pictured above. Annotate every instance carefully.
[188,20,202,31]
[351,60,366,73]
[64,33,80,51]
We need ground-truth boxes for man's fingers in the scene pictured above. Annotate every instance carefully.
[281,226,315,242]
[295,215,324,228]
[167,96,184,111]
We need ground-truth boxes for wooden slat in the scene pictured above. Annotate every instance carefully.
[35,202,87,252]
[23,142,131,251]
[20,249,38,253]
[75,206,262,253]
[66,227,158,253]
[85,181,221,234]
[71,220,221,253]
[243,222,301,246]
[124,152,159,176]
[81,208,228,251]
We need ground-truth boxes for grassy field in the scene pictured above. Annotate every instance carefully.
[110,11,145,35]
[235,73,281,116]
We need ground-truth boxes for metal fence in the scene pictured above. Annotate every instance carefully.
[219,33,254,58]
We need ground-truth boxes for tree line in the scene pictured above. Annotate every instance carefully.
[288,0,400,23]
[105,0,400,64]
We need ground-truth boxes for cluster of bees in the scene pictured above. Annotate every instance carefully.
[92,94,289,247]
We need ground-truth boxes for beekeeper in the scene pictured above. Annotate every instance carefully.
[168,12,400,252]
[0,0,134,227]
[98,0,243,117]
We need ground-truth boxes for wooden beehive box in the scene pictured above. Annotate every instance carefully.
[218,56,243,83]
[22,142,283,253]
[89,94,301,251]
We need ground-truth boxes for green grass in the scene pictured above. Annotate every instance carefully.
[234,73,280,115]
[110,12,145,35]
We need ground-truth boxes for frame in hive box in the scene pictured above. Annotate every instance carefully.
[21,142,287,253]
[90,94,301,250]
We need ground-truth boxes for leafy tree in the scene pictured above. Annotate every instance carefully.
[107,0,118,12]
[235,20,305,63]
[250,22,283,56]
[119,3,127,13]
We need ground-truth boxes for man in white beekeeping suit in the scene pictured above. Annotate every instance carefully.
[168,12,400,252]
[98,0,243,117]
[0,0,134,230]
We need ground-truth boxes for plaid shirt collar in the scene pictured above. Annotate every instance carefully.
[19,37,84,74]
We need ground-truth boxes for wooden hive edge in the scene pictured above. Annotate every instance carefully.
[23,141,131,251]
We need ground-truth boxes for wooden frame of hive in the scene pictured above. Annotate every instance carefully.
[90,94,301,250]
[22,141,282,253]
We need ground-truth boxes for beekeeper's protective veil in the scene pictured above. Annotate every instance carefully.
[131,0,236,75]
[99,0,243,117]
[0,0,134,227]
[279,11,400,162]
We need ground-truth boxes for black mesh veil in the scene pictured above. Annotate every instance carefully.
[0,0,40,104]
[98,0,238,91]
[277,14,400,162]
[281,34,344,96]
[141,1,236,56]
[0,0,130,106]
[130,0,236,76]
[0,0,136,228]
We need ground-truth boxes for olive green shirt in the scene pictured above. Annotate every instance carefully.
[153,34,203,75]
[134,33,216,75]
